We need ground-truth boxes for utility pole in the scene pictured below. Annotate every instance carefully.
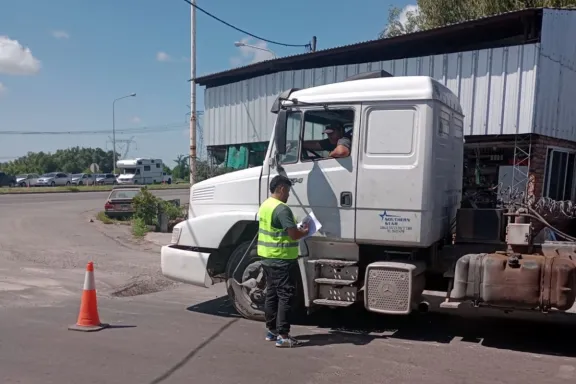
[190,0,197,184]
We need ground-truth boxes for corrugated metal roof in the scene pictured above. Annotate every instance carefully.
[203,43,540,146]
[196,7,544,87]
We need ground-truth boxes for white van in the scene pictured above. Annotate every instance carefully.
[116,158,171,185]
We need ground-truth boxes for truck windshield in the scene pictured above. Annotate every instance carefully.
[123,168,137,174]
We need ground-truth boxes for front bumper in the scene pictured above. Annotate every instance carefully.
[161,245,212,288]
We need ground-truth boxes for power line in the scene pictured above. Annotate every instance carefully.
[181,0,311,49]
[0,122,188,136]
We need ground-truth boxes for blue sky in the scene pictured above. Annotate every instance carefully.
[0,0,411,166]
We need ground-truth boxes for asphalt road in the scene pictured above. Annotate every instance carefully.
[1,191,576,383]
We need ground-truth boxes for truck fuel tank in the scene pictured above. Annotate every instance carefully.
[450,253,576,311]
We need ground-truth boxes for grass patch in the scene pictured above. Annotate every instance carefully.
[131,217,149,238]
[95,211,132,225]
[0,183,190,195]
[96,211,114,224]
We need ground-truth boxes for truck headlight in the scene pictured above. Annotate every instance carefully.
[170,227,181,244]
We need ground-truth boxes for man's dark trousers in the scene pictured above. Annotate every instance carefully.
[261,259,298,335]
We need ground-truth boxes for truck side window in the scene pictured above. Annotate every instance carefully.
[301,109,354,161]
[279,111,302,164]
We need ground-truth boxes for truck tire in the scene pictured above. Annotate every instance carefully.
[226,240,265,321]
[225,239,305,322]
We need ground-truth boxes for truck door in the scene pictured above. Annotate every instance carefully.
[355,103,424,244]
[264,107,359,241]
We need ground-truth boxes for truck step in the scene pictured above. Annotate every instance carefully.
[308,259,357,267]
[314,278,356,286]
[313,299,355,307]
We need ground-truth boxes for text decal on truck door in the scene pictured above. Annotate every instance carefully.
[379,211,413,233]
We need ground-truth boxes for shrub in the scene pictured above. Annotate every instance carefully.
[132,217,149,237]
[132,187,159,225]
[159,200,185,221]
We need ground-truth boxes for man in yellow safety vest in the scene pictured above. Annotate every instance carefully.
[258,175,309,348]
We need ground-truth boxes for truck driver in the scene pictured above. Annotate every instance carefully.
[302,123,351,158]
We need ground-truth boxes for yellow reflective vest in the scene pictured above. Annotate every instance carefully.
[257,197,299,260]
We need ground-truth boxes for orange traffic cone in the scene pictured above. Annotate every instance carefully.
[68,262,109,332]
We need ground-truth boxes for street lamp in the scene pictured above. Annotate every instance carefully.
[233,41,277,58]
[112,93,136,172]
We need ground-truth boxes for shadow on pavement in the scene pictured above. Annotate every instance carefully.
[187,296,242,319]
[187,296,576,357]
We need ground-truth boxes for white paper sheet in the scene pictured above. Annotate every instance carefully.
[297,211,322,240]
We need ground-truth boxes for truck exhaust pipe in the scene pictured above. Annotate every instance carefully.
[417,301,430,313]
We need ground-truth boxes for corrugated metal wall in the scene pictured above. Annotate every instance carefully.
[204,44,539,146]
[534,9,576,142]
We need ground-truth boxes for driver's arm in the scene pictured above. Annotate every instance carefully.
[329,137,351,158]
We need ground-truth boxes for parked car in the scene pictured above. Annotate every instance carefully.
[0,172,16,187]
[96,173,117,185]
[15,173,40,187]
[71,173,96,186]
[104,186,143,218]
[36,172,71,187]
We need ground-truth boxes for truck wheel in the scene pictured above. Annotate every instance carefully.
[225,239,305,322]
[226,240,265,321]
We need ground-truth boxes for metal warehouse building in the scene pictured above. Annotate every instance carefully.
[196,8,576,214]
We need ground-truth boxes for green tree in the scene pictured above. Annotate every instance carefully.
[382,1,576,37]
[172,154,189,180]
[0,147,118,175]
[380,5,422,38]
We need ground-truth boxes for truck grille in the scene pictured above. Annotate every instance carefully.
[365,266,410,314]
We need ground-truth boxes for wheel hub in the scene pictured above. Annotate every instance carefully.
[241,260,266,306]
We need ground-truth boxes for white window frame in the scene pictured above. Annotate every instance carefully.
[543,146,576,201]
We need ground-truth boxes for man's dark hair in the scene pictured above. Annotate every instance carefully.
[270,175,292,194]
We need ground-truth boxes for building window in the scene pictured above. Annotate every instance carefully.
[544,148,576,201]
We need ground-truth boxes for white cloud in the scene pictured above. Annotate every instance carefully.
[0,82,6,95]
[0,36,41,75]
[51,30,70,39]
[130,116,141,124]
[230,37,275,67]
[156,51,171,62]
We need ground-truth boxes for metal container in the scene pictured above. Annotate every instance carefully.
[451,253,576,311]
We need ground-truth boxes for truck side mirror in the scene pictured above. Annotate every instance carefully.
[274,109,288,155]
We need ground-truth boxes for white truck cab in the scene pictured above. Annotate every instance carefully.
[161,72,467,320]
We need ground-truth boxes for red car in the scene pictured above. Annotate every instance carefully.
[104,186,142,218]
